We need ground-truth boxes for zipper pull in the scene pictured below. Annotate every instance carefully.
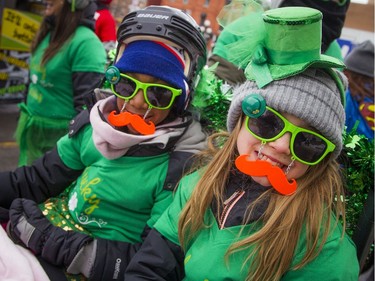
[223,189,243,205]
[220,189,246,229]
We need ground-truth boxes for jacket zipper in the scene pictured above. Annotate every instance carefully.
[219,189,245,229]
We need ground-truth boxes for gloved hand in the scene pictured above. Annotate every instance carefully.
[7,198,93,268]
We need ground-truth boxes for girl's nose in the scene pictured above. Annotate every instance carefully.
[128,90,148,110]
[269,132,291,155]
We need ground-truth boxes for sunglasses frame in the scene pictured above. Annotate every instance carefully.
[111,73,182,110]
[245,106,335,165]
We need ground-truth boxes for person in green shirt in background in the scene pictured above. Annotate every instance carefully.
[16,0,107,166]
[125,6,359,281]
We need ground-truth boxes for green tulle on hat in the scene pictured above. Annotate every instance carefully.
[214,1,346,89]
[217,0,264,28]
[214,0,266,69]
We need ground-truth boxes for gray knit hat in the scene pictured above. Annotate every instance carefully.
[344,40,374,78]
[227,68,347,159]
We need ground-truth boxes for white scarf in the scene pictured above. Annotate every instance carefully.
[90,96,186,159]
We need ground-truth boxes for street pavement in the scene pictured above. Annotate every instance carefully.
[0,103,20,171]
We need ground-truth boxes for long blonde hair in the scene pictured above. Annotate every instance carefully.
[178,116,346,281]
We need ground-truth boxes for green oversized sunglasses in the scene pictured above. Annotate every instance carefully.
[245,106,335,165]
[111,73,182,110]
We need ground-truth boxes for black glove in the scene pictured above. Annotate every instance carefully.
[7,198,93,268]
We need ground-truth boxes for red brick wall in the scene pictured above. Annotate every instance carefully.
[159,0,225,35]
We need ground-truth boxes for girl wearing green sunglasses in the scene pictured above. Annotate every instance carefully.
[111,73,182,110]
[244,105,336,166]
[108,70,183,135]
[124,7,358,281]
[125,68,359,281]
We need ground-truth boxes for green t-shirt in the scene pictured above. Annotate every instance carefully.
[27,26,106,119]
[155,171,360,281]
[53,125,174,243]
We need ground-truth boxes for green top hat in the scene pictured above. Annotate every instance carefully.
[245,7,345,88]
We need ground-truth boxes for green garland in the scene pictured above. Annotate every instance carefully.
[191,63,232,133]
[341,129,374,237]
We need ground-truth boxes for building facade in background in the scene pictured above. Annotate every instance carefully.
[109,0,374,53]
[109,0,227,52]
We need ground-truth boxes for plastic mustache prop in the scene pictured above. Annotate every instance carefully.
[235,155,297,195]
[108,111,155,135]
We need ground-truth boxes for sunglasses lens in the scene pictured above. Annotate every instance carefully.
[294,132,327,163]
[247,110,285,139]
[114,77,137,98]
[146,86,173,108]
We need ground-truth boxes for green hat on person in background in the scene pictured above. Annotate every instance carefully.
[245,7,345,88]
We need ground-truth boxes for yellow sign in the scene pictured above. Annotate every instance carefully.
[0,8,42,52]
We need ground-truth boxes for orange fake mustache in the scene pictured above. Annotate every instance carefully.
[108,110,155,135]
[235,155,297,195]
